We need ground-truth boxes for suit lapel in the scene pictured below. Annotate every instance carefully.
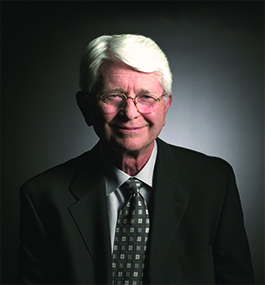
[65,139,190,284]
[145,139,191,283]
[68,143,112,284]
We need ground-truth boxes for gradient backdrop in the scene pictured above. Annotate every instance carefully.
[2,2,264,284]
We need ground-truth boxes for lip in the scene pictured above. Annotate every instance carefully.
[113,125,146,131]
[120,127,142,130]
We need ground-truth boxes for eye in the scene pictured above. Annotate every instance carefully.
[137,94,157,103]
[141,94,152,99]
[108,93,121,98]
[101,93,124,104]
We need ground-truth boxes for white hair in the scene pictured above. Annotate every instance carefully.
[79,34,172,96]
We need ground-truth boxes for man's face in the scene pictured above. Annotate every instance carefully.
[90,61,172,154]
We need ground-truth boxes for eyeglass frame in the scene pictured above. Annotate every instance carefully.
[96,91,167,113]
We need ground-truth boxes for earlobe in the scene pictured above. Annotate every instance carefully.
[76,91,93,126]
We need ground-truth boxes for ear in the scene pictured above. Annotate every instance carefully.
[164,94,172,113]
[76,91,93,126]
[163,94,172,126]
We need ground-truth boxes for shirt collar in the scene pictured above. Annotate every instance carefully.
[100,141,157,196]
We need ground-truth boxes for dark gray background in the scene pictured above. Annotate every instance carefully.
[1,1,264,284]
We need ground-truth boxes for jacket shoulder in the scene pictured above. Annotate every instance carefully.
[21,144,99,195]
[157,138,233,175]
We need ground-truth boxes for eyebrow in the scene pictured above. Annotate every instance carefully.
[137,89,152,94]
[101,88,124,94]
[102,88,152,94]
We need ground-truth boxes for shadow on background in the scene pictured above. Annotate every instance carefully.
[1,1,264,284]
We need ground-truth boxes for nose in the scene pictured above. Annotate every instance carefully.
[122,96,140,119]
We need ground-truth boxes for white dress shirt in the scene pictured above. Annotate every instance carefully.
[100,141,157,252]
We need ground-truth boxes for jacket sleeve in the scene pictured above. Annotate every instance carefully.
[213,164,255,284]
[16,186,51,284]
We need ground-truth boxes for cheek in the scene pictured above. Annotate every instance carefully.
[92,105,111,124]
[160,105,169,126]
[94,112,119,139]
[156,110,167,128]
[162,112,167,126]
[146,110,166,129]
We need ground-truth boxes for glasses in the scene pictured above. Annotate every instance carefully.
[97,91,166,114]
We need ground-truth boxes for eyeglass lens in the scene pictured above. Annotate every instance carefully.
[99,93,160,114]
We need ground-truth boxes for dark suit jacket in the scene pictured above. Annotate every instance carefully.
[17,138,254,284]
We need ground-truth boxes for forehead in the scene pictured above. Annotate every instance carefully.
[99,61,163,93]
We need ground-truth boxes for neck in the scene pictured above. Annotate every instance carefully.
[103,142,154,176]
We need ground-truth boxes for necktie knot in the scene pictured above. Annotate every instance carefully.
[124,178,142,195]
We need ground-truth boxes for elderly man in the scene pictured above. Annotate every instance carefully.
[17,34,254,284]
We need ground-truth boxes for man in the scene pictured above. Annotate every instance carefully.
[17,34,254,284]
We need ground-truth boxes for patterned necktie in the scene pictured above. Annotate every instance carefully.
[112,178,150,285]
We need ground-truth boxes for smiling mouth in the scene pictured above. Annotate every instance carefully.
[113,125,146,131]
[121,127,142,130]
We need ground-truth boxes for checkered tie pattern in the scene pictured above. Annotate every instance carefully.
[111,178,150,285]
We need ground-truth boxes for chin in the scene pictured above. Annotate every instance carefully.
[111,137,153,154]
